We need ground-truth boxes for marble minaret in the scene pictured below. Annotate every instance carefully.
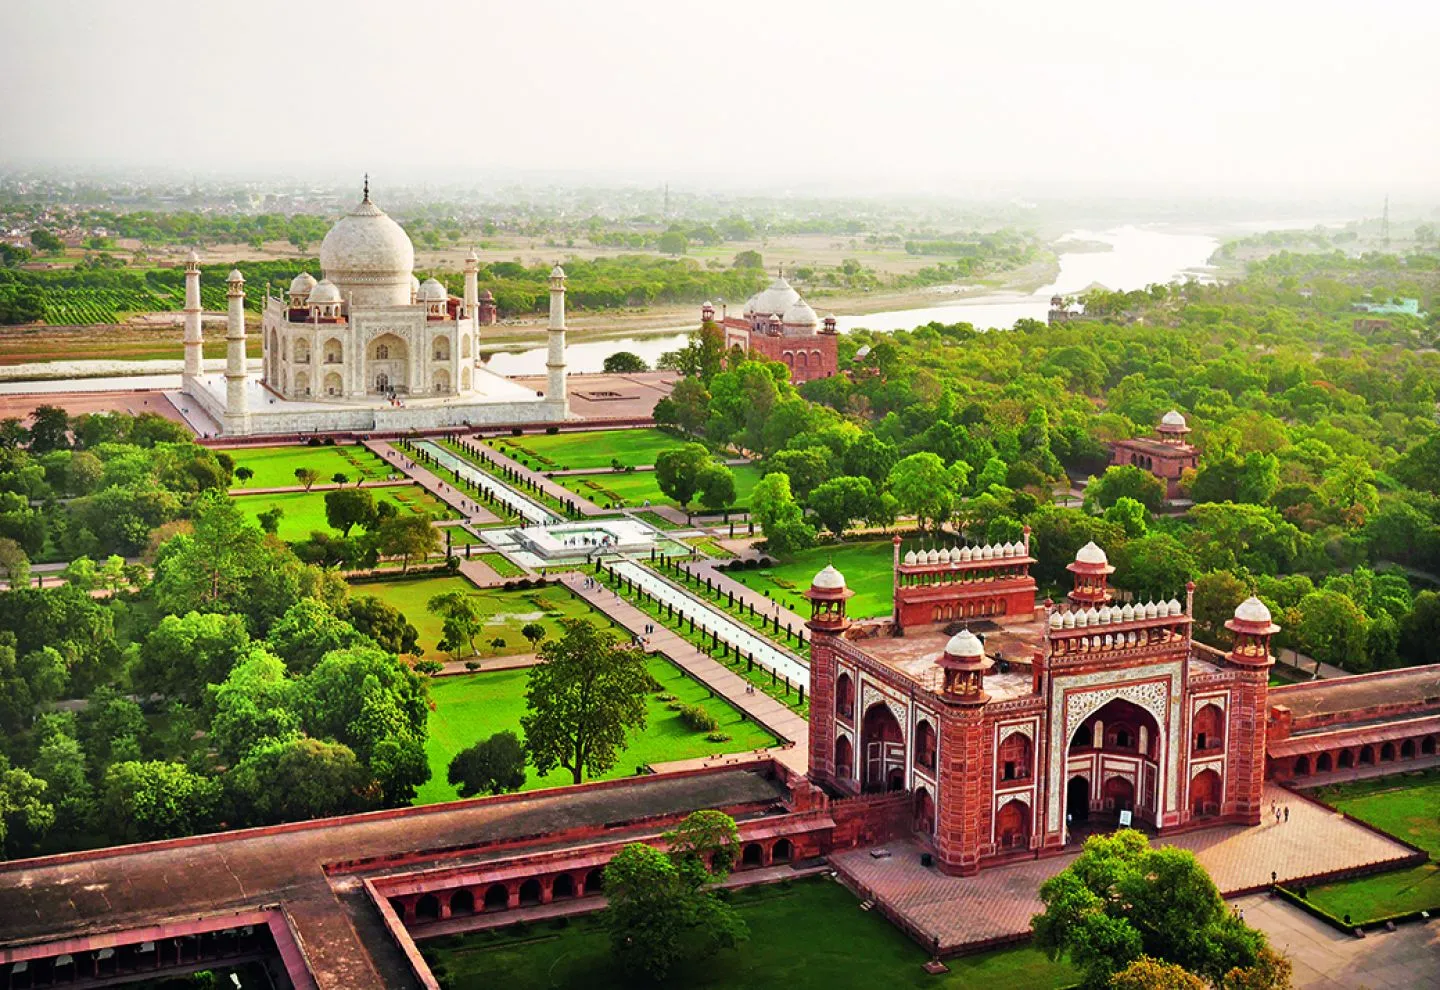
[182,250,203,390]
[224,269,248,430]
[547,264,569,416]
[463,248,479,320]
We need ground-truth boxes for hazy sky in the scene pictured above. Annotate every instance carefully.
[2,0,1437,195]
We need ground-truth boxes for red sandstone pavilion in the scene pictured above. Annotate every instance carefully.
[702,270,839,384]
[1110,409,1199,500]
[2,540,1438,987]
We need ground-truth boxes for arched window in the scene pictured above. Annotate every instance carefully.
[1380,742,1396,762]
[1192,704,1225,753]
[449,889,474,916]
[996,799,1031,849]
[414,894,440,921]
[375,343,389,360]
[913,719,936,772]
[771,838,793,863]
[584,869,604,894]
[998,732,1032,782]
[483,884,508,912]
[834,673,854,720]
[552,874,576,899]
[432,335,451,361]
[1316,752,1333,772]
[1401,739,1417,759]
[518,879,541,906]
[834,734,854,780]
[741,843,764,868]
[1292,755,1310,776]
[1191,769,1222,817]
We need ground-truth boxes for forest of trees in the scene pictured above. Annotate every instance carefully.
[658,251,1440,673]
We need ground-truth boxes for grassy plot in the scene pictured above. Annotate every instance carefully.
[225,444,391,489]
[1300,768,1440,923]
[484,428,693,471]
[730,540,897,619]
[421,877,1077,990]
[231,486,455,542]
[415,656,777,804]
[553,462,767,511]
[349,577,592,660]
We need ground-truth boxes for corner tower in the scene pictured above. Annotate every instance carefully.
[223,269,248,432]
[1223,596,1277,825]
[547,264,569,417]
[182,250,203,390]
[804,564,853,787]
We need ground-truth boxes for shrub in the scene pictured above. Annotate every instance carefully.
[546,426,559,435]
[666,701,686,711]
[678,704,720,732]
[705,731,732,743]
[656,692,678,702]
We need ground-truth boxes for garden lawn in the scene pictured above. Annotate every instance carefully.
[731,540,897,618]
[348,577,593,660]
[415,656,777,804]
[554,462,766,511]
[420,877,1077,990]
[1301,769,1440,923]
[225,444,391,489]
[484,428,695,471]
[231,486,454,542]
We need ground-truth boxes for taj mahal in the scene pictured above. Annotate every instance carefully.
[178,180,570,435]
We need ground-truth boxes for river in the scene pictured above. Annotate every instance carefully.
[478,224,1223,376]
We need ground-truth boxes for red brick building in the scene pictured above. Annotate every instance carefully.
[806,539,1274,876]
[1110,410,1199,499]
[702,270,838,385]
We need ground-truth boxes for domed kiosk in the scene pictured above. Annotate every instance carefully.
[176,178,571,435]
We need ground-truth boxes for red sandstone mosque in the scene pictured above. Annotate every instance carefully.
[1110,409,1199,499]
[2,538,1437,987]
[701,270,839,384]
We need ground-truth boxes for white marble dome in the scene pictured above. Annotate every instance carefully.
[418,277,447,303]
[812,564,846,590]
[1075,541,1109,566]
[1234,596,1272,624]
[319,194,415,308]
[744,274,802,317]
[289,272,316,296]
[307,279,342,305]
[782,297,819,329]
[945,628,984,658]
[1161,409,1188,428]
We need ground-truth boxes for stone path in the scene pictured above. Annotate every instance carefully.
[687,557,812,644]
[435,653,538,676]
[459,438,607,516]
[365,440,503,526]
[560,572,808,770]
[230,479,411,496]
[1234,893,1439,989]
[831,782,1419,953]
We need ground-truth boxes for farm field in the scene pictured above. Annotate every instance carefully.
[553,462,766,511]
[420,877,1077,990]
[415,656,777,804]
[483,428,695,471]
[349,577,593,660]
[730,540,897,618]
[1300,769,1440,923]
[225,444,391,489]
[230,485,454,541]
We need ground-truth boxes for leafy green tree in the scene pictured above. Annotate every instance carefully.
[521,622,547,648]
[29,228,64,254]
[428,589,485,659]
[26,405,71,454]
[696,463,737,513]
[653,376,711,435]
[375,514,441,573]
[1108,957,1207,990]
[888,452,953,530]
[1399,591,1440,667]
[1103,497,1149,538]
[99,760,220,842]
[225,736,371,826]
[843,432,898,484]
[604,810,748,982]
[1191,570,1251,645]
[265,598,370,672]
[1296,590,1370,672]
[1033,829,1265,989]
[1084,465,1166,514]
[654,443,712,509]
[234,466,254,485]
[658,231,687,255]
[77,685,148,772]
[522,619,649,785]
[1184,503,1300,575]
[807,475,876,536]
[0,754,54,856]
[748,472,815,557]
[324,488,376,536]
[31,731,92,840]
[294,467,320,491]
[1112,534,1195,597]
[766,446,830,501]
[135,611,252,703]
[603,351,649,373]
[345,594,420,656]
[447,730,527,797]
[732,250,763,269]
[0,538,29,589]
[207,648,300,763]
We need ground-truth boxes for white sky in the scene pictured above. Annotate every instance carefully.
[2,0,1437,195]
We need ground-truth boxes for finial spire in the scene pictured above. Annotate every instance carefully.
[362,173,370,203]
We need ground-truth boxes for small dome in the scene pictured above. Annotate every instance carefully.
[550,264,566,278]
[854,344,872,360]
[1234,596,1271,624]
[1167,597,1183,616]
[1074,610,1088,628]
[782,297,820,328]
[1075,541,1108,566]
[927,549,940,565]
[812,564,846,590]
[1160,410,1188,428]
[1049,611,1064,629]
[960,546,973,562]
[1086,607,1100,625]
[903,550,917,566]
[186,249,200,264]
[1104,634,1114,649]
[307,279,342,304]
[944,629,984,659]
[418,277,447,303]
[939,548,952,564]
[744,273,802,317]
[1098,606,1112,625]
[289,271,317,295]
[1121,603,1135,622]
[466,247,479,262]
[479,289,494,300]
[1145,601,1159,619]
[228,268,245,283]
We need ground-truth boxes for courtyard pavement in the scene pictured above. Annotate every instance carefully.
[831,782,1419,953]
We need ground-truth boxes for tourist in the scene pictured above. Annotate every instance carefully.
[1284,806,1290,823]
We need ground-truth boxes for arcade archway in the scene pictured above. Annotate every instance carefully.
[861,702,905,793]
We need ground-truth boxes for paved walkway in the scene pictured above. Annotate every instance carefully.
[365,440,502,526]
[459,438,608,517]
[1234,892,1439,989]
[230,479,411,496]
[831,782,1418,953]
[560,573,808,769]
[435,653,539,676]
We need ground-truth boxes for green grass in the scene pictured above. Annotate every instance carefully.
[439,525,489,548]
[633,509,684,531]
[687,536,738,559]
[348,577,593,660]
[231,486,456,542]
[421,877,1077,990]
[415,655,778,804]
[225,444,391,489]
[1300,769,1440,923]
[553,463,767,512]
[484,428,695,471]
[730,540,897,619]
[475,552,525,578]
[433,439,572,515]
